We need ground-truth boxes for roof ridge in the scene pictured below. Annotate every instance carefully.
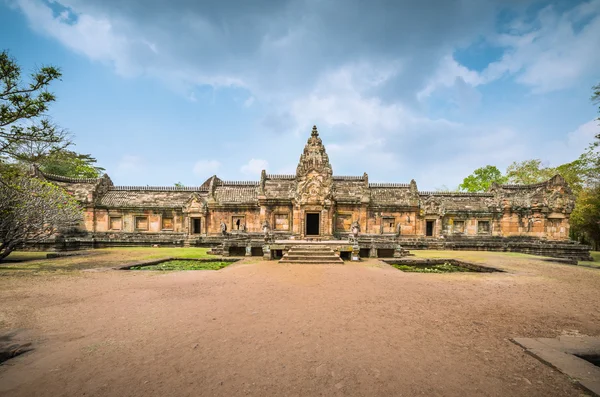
[218,180,260,186]
[40,170,100,184]
[110,186,207,191]
[334,176,365,180]
[265,174,295,180]
[499,181,547,189]
[369,183,410,188]
[418,191,494,196]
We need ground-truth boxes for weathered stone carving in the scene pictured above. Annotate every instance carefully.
[31,124,588,260]
[295,126,333,205]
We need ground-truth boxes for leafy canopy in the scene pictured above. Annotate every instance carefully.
[458,165,507,192]
[0,50,102,179]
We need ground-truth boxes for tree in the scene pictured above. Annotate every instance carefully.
[19,148,103,178]
[0,174,82,261]
[0,50,64,169]
[0,50,102,180]
[458,165,507,192]
[593,82,600,122]
[0,51,97,260]
[505,159,556,185]
[570,185,600,250]
[174,181,185,188]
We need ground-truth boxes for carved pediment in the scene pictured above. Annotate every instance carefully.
[296,171,332,205]
[295,126,333,204]
[184,193,207,213]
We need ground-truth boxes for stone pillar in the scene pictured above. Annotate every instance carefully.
[393,243,404,258]
[351,244,360,261]
[359,205,368,235]
[245,245,252,257]
[369,247,377,258]
[263,244,272,260]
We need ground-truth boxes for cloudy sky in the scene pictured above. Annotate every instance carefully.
[1,0,599,189]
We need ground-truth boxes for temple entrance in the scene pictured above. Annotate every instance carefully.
[192,218,201,234]
[305,213,320,236]
[426,220,434,237]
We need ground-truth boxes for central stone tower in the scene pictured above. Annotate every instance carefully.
[293,126,334,238]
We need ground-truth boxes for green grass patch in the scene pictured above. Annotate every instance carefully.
[391,262,474,273]
[4,251,52,261]
[591,251,600,262]
[128,260,232,271]
[102,247,213,259]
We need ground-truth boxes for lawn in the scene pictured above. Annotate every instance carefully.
[0,247,215,275]
[591,251,600,262]
[3,251,52,262]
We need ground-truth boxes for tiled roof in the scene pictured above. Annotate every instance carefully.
[214,187,258,203]
[98,190,197,208]
[264,179,295,199]
[333,179,366,202]
[370,187,416,205]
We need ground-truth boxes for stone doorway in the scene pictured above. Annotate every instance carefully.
[192,218,201,234]
[426,220,434,237]
[305,213,320,236]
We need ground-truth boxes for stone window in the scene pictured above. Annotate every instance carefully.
[135,216,149,231]
[478,220,490,234]
[274,213,289,231]
[382,217,395,233]
[162,217,174,230]
[109,217,122,231]
[453,220,465,234]
[232,215,245,231]
[335,214,352,232]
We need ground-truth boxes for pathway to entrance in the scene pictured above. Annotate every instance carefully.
[0,251,599,396]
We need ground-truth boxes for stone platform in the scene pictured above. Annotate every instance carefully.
[279,245,344,264]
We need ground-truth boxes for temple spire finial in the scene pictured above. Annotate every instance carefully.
[311,125,319,137]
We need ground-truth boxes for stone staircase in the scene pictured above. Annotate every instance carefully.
[279,245,344,264]
[183,237,197,248]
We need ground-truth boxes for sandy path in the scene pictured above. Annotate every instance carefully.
[0,252,599,396]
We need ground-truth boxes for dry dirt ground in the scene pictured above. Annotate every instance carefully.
[0,249,599,397]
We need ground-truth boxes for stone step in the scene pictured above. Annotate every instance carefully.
[279,257,344,264]
[285,251,337,256]
[282,256,342,261]
[290,245,331,251]
[279,245,343,264]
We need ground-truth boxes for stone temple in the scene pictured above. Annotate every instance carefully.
[33,126,591,260]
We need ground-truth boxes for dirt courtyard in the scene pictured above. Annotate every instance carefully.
[0,250,599,396]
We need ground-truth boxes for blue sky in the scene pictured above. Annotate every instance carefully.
[1,0,598,189]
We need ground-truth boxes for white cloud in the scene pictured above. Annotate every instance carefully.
[483,1,600,93]
[418,55,484,100]
[193,160,221,177]
[16,0,144,76]
[240,159,268,176]
[10,0,599,189]
[243,96,255,108]
[541,119,600,165]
